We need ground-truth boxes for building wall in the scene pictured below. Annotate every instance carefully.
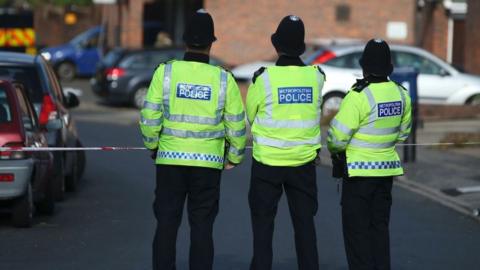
[464,0,480,74]
[34,5,101,47]
[420,3,449,61]
[205,0,416,65]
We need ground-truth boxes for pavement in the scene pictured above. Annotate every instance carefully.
[1,79,480,269]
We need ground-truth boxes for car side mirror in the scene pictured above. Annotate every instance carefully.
[66,92,80,108]
[46,118,62,131]
[439,69,450,77]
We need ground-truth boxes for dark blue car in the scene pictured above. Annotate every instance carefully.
[40,26,102,81]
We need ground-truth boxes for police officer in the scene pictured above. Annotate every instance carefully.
[327,39,412,270]
[140,10,247,270]
[246,15,325,270]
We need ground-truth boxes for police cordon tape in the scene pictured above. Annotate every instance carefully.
[1,142,480,152]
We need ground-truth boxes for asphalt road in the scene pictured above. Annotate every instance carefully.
[0,79,479,270]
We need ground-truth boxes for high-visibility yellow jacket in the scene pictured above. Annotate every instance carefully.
[140,60,246,170]
[246,65,325,166]
[327,79,412,177]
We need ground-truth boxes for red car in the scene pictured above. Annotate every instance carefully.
[0,80,54,227]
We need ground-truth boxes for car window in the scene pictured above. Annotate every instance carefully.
[43,59,65,104]
[393,51,443,75]
[119,53,150,69]
[149,51,172,67]
[324,52,362,69]
[0,65,44,103]
[102,49,123,67]
[0,87,12,123]
[14,86,34,131]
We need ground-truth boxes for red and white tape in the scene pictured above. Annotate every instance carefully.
[0,142,479,152]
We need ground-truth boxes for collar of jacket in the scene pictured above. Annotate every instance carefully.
[365,75,389,83]
[275,55,305,66]
[183,52,210,64]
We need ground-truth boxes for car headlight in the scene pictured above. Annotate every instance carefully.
[41,52,51,61]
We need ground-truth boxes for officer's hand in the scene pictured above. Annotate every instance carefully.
[150,148,158,160]
[224,162,236,170]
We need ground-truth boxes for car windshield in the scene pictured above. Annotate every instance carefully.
[102,49,124,68]
[0,66,44,103]
[70,28,99,46]
[0,87,12,123]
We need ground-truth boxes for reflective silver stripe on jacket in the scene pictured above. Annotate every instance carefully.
[363,87,377,126]
[254,135,321,148]
[143,101,162,111]
[330,118,354,136]
[349,138,396,149]
[262,72,274,119]
[357,126,400,135]
[219,70,227,111]
[226,127,246,137]
[162,63,227,125]
[140,116,162,126]
[142,135,159,143]
[165,114,222,125]
[316,68,324,116]
[162,127,225,138]
[224,112,245,122]
[228,145,245,156]
[254,117,319,129]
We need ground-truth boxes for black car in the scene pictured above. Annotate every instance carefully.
[90,47,226,108]
[0,52,86,200]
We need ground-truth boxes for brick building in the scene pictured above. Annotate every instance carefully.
[464,0,480,74]
[33,0,479,74]
[98,0,417,65]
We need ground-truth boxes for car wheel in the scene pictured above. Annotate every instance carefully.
[36,176,56,215]
[56,62,76,81]
[467,94,480,106]
[322,92,345,117]
[12,183,34,228]
[65,152,79,192]
[132,85,148,109]
[52,155,66,201]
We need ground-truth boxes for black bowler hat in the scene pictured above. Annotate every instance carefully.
[183,9,217,47]
[359,39,394,77]
[271,15,306,56]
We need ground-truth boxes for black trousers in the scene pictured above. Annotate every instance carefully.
[153,165,221,270]
[341,177,393,270]
[249,159,319,270]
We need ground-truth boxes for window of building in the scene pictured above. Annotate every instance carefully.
[336,4,351,22]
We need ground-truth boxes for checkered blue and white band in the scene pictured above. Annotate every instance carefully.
[347,161,401,170]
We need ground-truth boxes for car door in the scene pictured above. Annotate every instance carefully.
[14,86,50,182]
[392,50,461,104]
[75,32,100,75]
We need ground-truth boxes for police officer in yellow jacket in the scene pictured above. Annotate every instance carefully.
[140,10,246,270]
[327,39,412,270]
[246,15,325,270]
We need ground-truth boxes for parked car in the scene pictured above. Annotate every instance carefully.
[232,44,480,115]
[40,26,103,81]
[0,52,85,201]
[0,80,55,227]
[90,47,227,108]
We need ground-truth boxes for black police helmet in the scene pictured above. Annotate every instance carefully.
[183,9,217,47]
[271,15,306,57]
[359,39,394,77]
